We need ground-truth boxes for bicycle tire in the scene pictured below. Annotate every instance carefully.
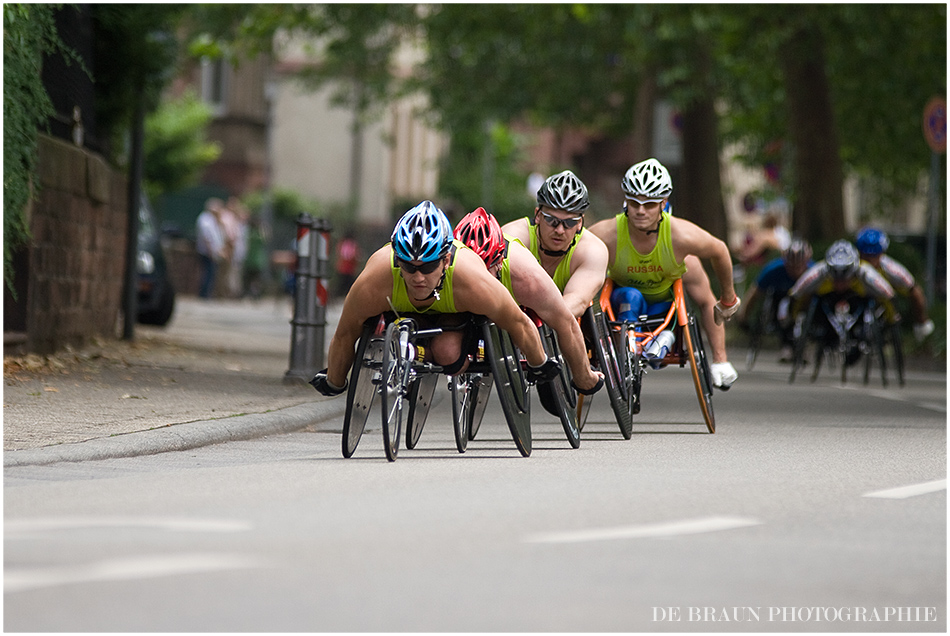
[584,307,634,439]
[746,291,773,371]
[789,299,817,384]
[467,375,493,441]
[406,373,439,449]
[342,322,381,458]
[684,313,715,433]
[380,320,414,461]
[538,324,580,448]
[889,323,905,387]
[483,321,532,457]
[450,374,476,453]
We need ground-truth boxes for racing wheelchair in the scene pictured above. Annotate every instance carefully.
[340,311,574,461]
[788,293,890,386]
[581,278,716,434]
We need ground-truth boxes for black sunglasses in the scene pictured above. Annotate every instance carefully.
[539,210,583,230]
[396,257,442,275]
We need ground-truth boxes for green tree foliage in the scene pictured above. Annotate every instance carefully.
[3,4,63,292]
[91,5,184,160]
[143,90,221,200]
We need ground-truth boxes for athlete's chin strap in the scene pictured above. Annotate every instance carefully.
[539,234,577,257]
[422,244,456,301]
[645,214,662,236]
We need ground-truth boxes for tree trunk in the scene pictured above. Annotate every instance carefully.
[631,73,656,163]
[780,25,846,242]
[679,98,728,241]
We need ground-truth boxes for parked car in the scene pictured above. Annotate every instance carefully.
[136,194,176,326]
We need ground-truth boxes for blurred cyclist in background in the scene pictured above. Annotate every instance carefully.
[737,239,814,361]
[856,227,935,343]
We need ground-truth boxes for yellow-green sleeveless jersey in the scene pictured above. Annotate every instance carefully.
[388,240,464,314]
[497,235,518,297]
[527,223,583,293]
[608,212,687,304]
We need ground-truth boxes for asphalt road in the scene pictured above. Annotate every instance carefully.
[4,358,946,632]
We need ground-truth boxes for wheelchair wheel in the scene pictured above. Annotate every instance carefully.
[746,291,774,371]
[889,323,905,387]
[450,374,479,453]
[483,321,532,457]
[380,319,415,462]
[789,299,817,384]
[536,324,580,449]
[575,392,593,432]
[684,313,715,433]
[405,373,439,449]
[863,315,888,388]
[467,375,493,441]
[584,307,634,439]
[342,321,382,458]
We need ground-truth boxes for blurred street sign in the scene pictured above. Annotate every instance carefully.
[923,96,946,154]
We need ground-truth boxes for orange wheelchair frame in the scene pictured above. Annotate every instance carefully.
[594,277,716,433]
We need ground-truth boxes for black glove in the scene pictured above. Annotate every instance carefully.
[572,373,605,395]
[525,358,561,384]
[309,369,348,396]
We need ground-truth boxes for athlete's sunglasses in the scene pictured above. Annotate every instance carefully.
[539,210,583,230]
[396,257,442,275]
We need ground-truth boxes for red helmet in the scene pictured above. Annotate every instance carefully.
[454,207,506,269]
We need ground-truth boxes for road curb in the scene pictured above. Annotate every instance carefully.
[3,400,348,468]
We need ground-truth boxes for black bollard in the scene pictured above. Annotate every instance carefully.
[285,214,331,384]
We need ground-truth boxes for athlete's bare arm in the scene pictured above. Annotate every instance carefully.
[506,242,601,389]
[500,217,531,245]
[587,218,619,268]
[561,231,609,317]
[324,246,396,386]
[670,216,737,304]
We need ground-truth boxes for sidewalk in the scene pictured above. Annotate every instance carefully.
[3,296,346,466]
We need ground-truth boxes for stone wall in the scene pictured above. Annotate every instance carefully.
[22,135,128,354]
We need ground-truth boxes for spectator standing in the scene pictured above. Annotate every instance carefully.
[242,215,268,300]
[195,198,227,299]
[334,231,361,297]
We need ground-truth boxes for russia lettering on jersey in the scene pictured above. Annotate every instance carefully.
[627,264,664,274]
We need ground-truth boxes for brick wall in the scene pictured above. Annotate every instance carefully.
[23,135,128,354]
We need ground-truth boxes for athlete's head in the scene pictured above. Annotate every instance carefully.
[533,171,588,256]
[782,238,813,278]
[855,227,889,256]
[536,170,590,214]
[825,240,860,281]
[455,207,506,275]
[392,200,453,264]
[622,158,673,202]
[622,158,671,233]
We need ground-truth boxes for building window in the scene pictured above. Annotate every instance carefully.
[200,57,229,115]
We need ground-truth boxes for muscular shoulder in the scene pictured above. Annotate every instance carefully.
[587,217,617,244]
[500,217,531,243]
[575,229,609,267]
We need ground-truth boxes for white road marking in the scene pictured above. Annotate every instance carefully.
[837,386,946,413]
[524,516,762,544]
[863,479,947,499]
[5,517,252,536]
[4,553,266,594]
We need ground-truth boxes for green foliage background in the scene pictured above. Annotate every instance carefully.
[3,4,62,292]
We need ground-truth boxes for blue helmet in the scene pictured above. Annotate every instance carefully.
[392,201,453,263]
[855,227,889,255]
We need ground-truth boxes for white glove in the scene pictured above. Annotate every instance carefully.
[914,319,935,342]
[710,362,738,391]
[714,297,741,325]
